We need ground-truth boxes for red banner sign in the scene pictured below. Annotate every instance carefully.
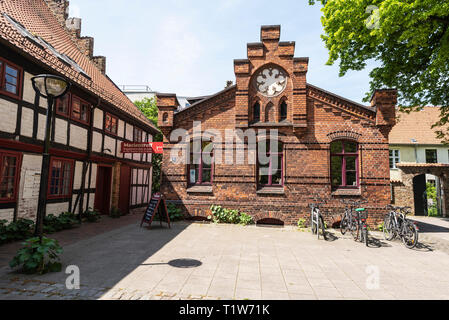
[121,142,163,154]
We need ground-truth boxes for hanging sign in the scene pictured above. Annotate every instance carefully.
[140,192,171,228]
[121,142,163,154]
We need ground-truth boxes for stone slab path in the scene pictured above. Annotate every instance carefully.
[1,221,449,300]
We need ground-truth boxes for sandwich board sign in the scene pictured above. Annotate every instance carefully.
[140,192,171,228]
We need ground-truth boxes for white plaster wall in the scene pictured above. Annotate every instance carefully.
[118,120,124,138]
[54,118,67,144]
[125,123,133,141]
[20,107,34,137]
[92,131,102,152]
[36,113,46,141]
[17,154,42,220]
[46,202,69,215]
[93,108,103,129]
[0,99,17,133]
[70,124,88,150]
[73,161,84,189]
[90,163,97,188]
[22,72,36,105]
[0,208,14,222]
[104,135,116,155]
[39,96,47,109]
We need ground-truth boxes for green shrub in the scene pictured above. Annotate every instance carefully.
[43,212,78,234]
[167,203,184,221]
[377,222,384,231]
[238,212,254,226]
[83,208,101,222]
[5,219,35,242]
[110,206,122,218]
[209,205,253,225]
[426,182,439,216]
[0,219,9,244]
[297,218,307,229]
[9,237,62,274]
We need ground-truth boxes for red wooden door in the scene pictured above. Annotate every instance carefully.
[119,165,131,215]
[94,165,112,215]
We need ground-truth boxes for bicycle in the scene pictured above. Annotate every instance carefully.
[383,205,419,249]
[309,201,327,240]
[340,199,369,246]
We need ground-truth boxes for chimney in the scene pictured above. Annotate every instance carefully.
[371,89,397,127]
[93,56,106,74]
[44,0,69,27]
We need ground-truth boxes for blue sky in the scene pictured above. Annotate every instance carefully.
[69,0,373,104]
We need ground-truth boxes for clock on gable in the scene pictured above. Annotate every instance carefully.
[253,66,287,97]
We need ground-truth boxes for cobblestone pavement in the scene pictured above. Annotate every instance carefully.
[1,222,449,300]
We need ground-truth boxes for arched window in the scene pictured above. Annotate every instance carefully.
[265,103,275,122]
[280,100,287,121]
[253,102,260,123]
[162,112,169,124]
[258,139,283,187]
[330,140,359,188]
[188,138,213,185]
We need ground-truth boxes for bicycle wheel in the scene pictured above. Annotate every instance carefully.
[350,220,359,241]
[402,221,418,249]
[319,216,327,240]
[340,215,348,235]
[363,227,369,247]
[383,215,395,241]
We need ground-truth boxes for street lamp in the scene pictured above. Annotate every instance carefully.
[31,74,70,240]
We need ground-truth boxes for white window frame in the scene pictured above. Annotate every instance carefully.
[389,149,400,169]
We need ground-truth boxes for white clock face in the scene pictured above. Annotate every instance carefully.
[254,67,287,97]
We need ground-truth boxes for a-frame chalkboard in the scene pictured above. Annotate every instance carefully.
[140,192,171,228]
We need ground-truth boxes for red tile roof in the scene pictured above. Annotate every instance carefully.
[0,0,158,133]
[389,107,447,145]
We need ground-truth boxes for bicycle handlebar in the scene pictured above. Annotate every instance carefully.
[386,204,411,212]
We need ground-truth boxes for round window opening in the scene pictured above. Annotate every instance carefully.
[253,66,287,97]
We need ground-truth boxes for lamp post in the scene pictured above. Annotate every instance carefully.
[31,74,70,240]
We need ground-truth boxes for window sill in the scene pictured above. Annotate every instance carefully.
[186,185,213,194]
[331,188,361,196]
[249,121,293,128]
[256,187,285,195]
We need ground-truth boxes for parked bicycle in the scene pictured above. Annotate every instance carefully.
[383,205,419,249]
[340,199,369,246]
[309,201,327,240]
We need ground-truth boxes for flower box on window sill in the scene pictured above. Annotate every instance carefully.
[256,187,285,195]
[331,188,361,196]
[186,185,213,194]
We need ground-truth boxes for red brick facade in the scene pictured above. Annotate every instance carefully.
[157,25,396,226]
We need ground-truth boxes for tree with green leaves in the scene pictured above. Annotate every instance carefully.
[310,0,449,140]
[135,97,162,192]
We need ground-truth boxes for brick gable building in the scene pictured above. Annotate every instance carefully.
[157,25,396,226]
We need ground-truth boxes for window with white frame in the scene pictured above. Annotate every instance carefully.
[389,149,400,169]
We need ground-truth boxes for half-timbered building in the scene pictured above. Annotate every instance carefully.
[0,0,158,221]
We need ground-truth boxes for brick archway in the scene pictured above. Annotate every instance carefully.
[253,211,285,223]
[395,163,449,217]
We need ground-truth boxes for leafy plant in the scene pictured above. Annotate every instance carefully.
[9,237,63,274]
[426,182,439,216]
[209,205,253,225]
[4,219,35,242]
[167,203,184,221]
[83,208,101,222]
[110,206,122,218]
[377,222,384,232]
[238,212,254,226]
[43,212,78,234]
[297,218,307,229]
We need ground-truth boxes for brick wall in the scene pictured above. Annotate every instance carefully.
[158,26,396,227]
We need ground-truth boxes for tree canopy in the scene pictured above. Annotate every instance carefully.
[310,0,449,139]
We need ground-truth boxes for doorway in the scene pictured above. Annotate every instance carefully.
[413,174,427,216]
[94,165,112,215]
[119,164,131,215]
